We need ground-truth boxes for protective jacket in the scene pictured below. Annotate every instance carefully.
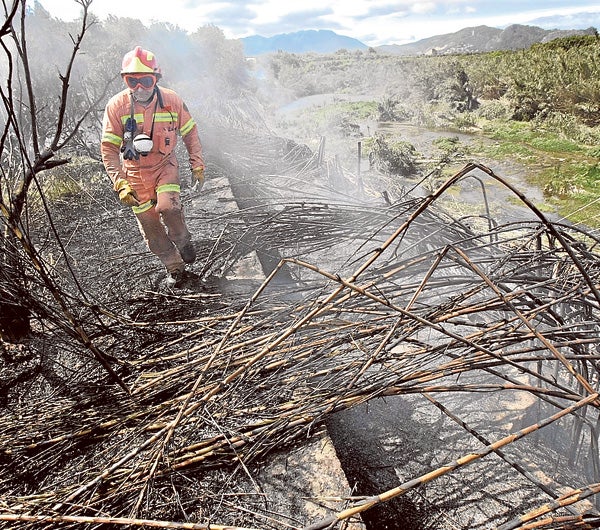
[101,86,205,206]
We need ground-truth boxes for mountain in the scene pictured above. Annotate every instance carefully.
[241,25,597,58]
[241,29,368,56]
[376,24,597,56]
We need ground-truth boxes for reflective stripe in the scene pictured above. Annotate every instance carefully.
[132,200,155,214]
[119,112,176,127]
[180,118,196,137]
[157,183,180,194]
[121,113,144,126]
[102,132,122,146]
[154,112,178,122]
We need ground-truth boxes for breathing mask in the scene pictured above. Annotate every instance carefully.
[121,92,158,160]
[132,134,153,156]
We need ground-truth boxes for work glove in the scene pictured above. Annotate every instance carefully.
[121,140,139,160]
[114,178,140,207]
[191,167,205,191]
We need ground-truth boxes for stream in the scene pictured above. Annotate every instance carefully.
[277,92,557,226]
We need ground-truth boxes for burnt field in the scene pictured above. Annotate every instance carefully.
[1,126,600,530]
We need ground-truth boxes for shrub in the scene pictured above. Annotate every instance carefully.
[377,96,403,121]
[433,136,461,154]
[367,134,418,176]
[476,99,512,121]
[41,157,106,201]
[536,111,600,145]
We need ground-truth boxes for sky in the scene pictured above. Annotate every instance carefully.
[31,0,600,47]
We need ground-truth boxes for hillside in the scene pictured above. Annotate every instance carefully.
[375,24,597,55]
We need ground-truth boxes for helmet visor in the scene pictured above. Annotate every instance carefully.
[124,75,156,90]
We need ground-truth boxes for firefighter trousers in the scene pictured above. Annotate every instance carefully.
[135,191,192,273]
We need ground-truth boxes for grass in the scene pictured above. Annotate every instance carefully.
[273,97,600,229]
[26,157,106,209]
[470,118,600,228]
[483,120,585,154]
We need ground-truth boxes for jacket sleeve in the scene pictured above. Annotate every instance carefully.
[179,101,205,171]
[100,101,126,190]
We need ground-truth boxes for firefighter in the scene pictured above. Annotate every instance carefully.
[101,46,206,288]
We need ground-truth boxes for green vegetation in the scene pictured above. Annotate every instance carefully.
[261,34,600,226]
[38,158,106,202]
[311,101,377,136]
[364,134,418,176]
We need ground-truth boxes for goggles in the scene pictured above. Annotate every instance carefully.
[124,75,156,90]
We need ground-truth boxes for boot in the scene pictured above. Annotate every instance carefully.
[179,241,197,264]
[166,268,186,288]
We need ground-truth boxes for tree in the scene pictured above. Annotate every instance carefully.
[0,0,127,389]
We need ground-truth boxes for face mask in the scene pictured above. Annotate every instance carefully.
[132,89,155,103]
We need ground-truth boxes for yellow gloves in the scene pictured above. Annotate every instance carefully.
[192,167,205,191]
[114,178,140,207]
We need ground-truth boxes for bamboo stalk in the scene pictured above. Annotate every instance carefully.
[303,393,598,530]
[0,513,259,529]
[496,483,600,530]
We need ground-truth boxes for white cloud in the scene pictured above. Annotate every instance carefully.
[411,2,437,15]
[29,0,600,47]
